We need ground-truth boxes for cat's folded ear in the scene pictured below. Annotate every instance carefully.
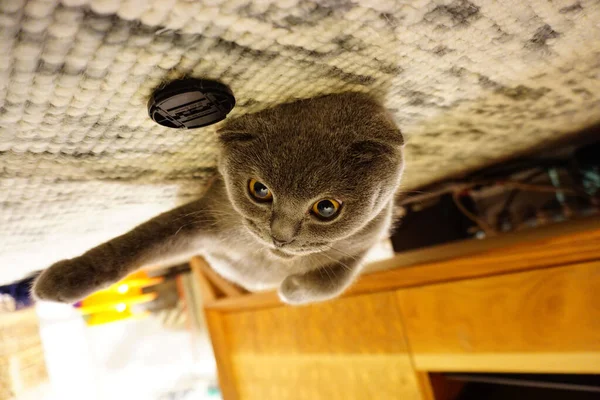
[347,117,404,166]
[347,139,400,165]
[378,111,405,147]
[393,127,405,147]
[218,130,257,144]
[218,116,260,144]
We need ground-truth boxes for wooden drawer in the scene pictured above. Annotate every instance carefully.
[396,262,600,373]
[222,292,423,400]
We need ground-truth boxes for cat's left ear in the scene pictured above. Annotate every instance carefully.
[217,130,257,144]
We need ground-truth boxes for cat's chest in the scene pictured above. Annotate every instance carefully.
[200,229,293,291]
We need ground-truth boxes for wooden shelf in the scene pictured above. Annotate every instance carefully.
[192,218,600,400]
[204,221,600,313]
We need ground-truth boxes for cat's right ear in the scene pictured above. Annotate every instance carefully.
[217,130,257,144]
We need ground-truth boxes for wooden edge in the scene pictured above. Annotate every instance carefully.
[413,353,600,374]
[204,310,239,400]
[205,290,281,311]
[191,256,246,298]
[416,371,436,400]
[417,372,464,400]
[189,261,239,399]
[204,226,600,312]
[366,215,600,274]
[190,257,217,303]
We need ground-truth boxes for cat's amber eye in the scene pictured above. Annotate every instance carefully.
[248,179,273,202]
[311,199,341,220]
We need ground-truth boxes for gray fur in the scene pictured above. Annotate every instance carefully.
[33,93,404,305]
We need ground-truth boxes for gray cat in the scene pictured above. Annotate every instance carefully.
[33,92,404,305]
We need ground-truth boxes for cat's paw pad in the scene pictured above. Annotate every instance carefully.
[278,275,311,305]
[33,258,106,304]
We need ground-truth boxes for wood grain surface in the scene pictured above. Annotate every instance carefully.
[222,292,424,400]
[397,261,600,373]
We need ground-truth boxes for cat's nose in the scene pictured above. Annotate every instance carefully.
[272,236,293,247]
[270,214,299,246]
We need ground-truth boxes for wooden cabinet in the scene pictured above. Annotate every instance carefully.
[222,293,421,400]
[397,262,600,373]
[192,220,600,400]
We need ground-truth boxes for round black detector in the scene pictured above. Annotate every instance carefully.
[148,78,235,129]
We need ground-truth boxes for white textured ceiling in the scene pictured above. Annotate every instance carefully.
[1,0,600,282]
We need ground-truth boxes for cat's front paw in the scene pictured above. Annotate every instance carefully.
[33,258,111,303]
[278,274,339,305]
[279,265,356,305]
[278,275,309,305]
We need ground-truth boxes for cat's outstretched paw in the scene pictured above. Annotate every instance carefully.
[278,273,340,305]
[32,258,112,303]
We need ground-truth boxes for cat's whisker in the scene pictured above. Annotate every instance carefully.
[182,209,239,221]
[319,251,353,273]
[190,220,220,228]
[188,217,225,224]
[175,210,214,220]
[207,210,239,217]
[311,254,325,270]
[175,217,223,236]
[326,265,338,279]
[176,210,207,219]
[317,267,324,280]
[326,246,359,261]
[172,221,203,237]
[321,264,334,283]
[314,252,336,282]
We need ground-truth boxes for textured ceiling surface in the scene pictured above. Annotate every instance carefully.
[1,0,600,282]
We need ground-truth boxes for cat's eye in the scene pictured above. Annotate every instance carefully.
[248,179,273,202]
[311,199,341,220]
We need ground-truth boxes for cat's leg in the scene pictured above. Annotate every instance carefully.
[278,252,366,305]
[33,199,217,303]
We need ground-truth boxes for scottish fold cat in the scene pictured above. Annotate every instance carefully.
[33,92,404,305]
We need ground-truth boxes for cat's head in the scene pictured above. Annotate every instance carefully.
[217,92,404,258]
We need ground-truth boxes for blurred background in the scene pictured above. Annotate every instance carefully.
[1,268,220,400]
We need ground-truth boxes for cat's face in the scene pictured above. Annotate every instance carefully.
[217,93,404,258]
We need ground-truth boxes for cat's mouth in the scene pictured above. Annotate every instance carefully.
[245,219,329,257]
[270,244,329,257]
[269,248,296,259]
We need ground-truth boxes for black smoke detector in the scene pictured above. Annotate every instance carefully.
[148,78,235,129]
